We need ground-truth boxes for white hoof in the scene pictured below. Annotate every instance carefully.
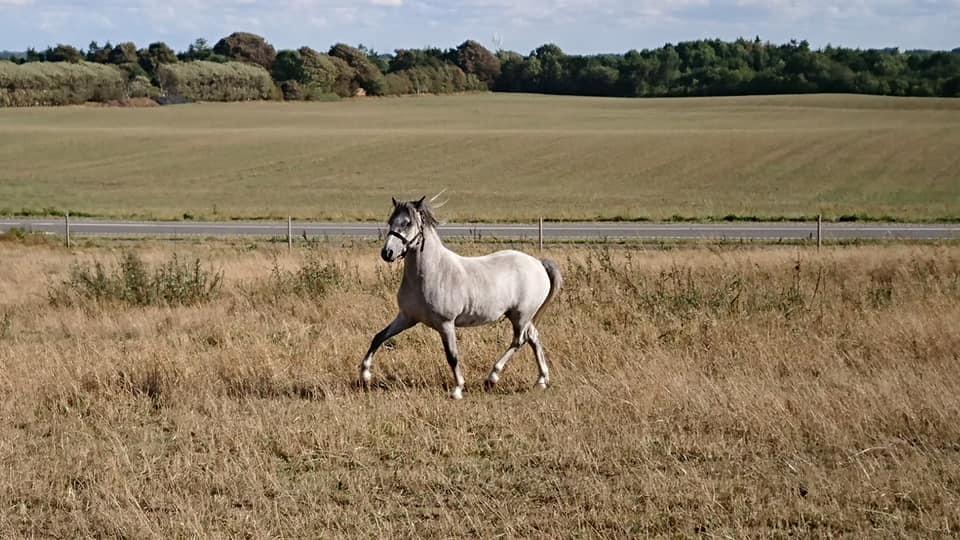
[360,370,372,384]
[535,377,549,390]
[484,372,499,391]
[450,387,464,400]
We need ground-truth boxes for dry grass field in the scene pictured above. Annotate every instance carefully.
[1,236,958,536]
[1,93,959,222]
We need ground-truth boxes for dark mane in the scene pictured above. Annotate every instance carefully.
[416,200,440,229]
[390,198,440,230]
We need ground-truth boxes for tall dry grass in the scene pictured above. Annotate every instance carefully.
[1,240,958,537]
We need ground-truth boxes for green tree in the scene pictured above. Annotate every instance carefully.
[579,61,618,95]
[533,44,567,93]
[618,49,655,96]
[390,48,447,71]
[358,44,389,73]
[86,41,112,63]
[655,46,681,91]
[942,76,960,97]
[182,38,213,61]
[108,42,138,65]
[24,48,42,62]
[46,44,82,63]
[454,40,500,89]
[138,42,177,77]
[493,50,526,91]
[520,56,544,92]
[147,42,177,64]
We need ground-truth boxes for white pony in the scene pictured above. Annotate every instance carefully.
[360,197,562,399]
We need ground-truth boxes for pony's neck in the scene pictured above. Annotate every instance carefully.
[403,225,446,276]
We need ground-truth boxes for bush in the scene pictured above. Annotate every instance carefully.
[247,257,346,304]
[117,62,149,80]
[0,227,54,245]
[384,72,414,95]
[0,61,127,106]
[283,257,345,298]
[127,75,159,99]
[301,48,355,97]
[49,252,223,307]
[156,61,274,101]
[303,88,341,101]
[280,79,304,100]
[383,64,486,95]
[273,49,304,83]
[214,32,276,71]
[329,43,386,95]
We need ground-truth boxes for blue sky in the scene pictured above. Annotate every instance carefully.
[1,0,958,54]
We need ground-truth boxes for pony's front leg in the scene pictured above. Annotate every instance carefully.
[360,313,415,387]
[439,322,465,400]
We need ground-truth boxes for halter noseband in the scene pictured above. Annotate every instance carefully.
[387,228,423,258]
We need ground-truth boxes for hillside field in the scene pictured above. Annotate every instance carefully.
[0,237,958,536]
[1,93,959,222]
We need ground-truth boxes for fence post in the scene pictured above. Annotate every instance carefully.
[817,214,822,251]
[538,218,544,252]
[287,217,293,250]
[65,212,71,248]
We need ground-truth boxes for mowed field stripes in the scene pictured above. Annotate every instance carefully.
[2,95,959,223]
[3,218,959,241]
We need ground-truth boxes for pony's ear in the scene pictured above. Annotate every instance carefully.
[391,197,398,207]
[415,196,425,207]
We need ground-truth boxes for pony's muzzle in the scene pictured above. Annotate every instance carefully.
[381,247,395,262]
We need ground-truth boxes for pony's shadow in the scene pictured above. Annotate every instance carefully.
[353,373,443,393]
[354,373,542,396]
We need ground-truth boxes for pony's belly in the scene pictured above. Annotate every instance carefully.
[454,312,500,327]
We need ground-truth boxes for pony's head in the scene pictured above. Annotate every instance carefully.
[381,196,439,262]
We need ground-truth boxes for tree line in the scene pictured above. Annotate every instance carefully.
[2,32,959,105]
[496,40,960,97]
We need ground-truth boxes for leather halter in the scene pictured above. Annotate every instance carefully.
[388,228,423,258]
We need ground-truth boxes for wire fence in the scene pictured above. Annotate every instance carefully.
[3,214,960,247]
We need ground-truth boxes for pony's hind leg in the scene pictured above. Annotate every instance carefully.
[484,316,524,391]
[360,313,415,387]
[526,323,550,389]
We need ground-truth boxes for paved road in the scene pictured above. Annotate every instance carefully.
[2,218,959,241]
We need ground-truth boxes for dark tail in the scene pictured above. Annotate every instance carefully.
[533,259,562,323]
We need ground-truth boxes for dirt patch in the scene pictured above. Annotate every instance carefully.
[87,97,159,108]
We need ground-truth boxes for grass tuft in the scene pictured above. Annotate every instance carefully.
[243,255,348,304]
[48,251,223,307]
[0,227,54,246]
